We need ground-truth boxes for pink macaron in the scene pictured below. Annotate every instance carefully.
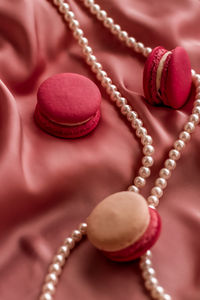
[34,73,101,138]
[143,46,192,109]
[86,192,161,262]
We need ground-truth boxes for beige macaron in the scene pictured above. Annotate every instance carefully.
[86,191,150,252]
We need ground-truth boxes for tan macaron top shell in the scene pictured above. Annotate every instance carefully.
[86,191,150,252]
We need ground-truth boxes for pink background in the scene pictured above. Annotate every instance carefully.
[0,0,200,299]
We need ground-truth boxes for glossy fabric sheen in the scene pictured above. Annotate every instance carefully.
[0,0,200,299]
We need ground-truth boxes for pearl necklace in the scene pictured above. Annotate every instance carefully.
[38,1,200,299]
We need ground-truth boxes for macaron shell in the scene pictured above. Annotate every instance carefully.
[34,104,101,138]
[143,46,167,105]
[86,192,150,252]
[103,207,161,262]
[160,46,192,109]
[37,73,101,123]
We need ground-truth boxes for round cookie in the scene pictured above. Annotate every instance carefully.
[34,73,101,138]
[143,46,192,109]
[87,191,161,261]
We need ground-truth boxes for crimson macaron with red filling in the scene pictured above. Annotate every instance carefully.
[143,46,192,109]
[86,191,161,262]
[34,73,101,138]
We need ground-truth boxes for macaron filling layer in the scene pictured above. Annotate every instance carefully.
[37,106,93,127]
[156,51,172,96]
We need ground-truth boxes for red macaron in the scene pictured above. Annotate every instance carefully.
[34,73,101,138]
[143,46,192,109]
[86,192,161,262]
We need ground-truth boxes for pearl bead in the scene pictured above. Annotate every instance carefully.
[194,99,200,107]
[134,42,144,53]
[64,11,75,21]
[79,222,88,234]
[116,97,127,107]
[53,254,65,266]
[141,135,153,145]
[78,37,88,47]
[118,30,128,41]
[147,195,159,207]
[159,168,171,179]
[164,158,176,170]
[169,149,180,160]
[90,4,100,14]
[97,10,107,21]
[174,140,185,151]
[132,118,143,129]
[64,237,75,249]
[128,185,139,193]
[155,178,167,189]
[127,111,138,121]
[86,54,97,65]
[91,62,102,73]
[179,131,191,143]
[143,145,154,156]
[58,245,70,256]
[134,176,146,188]
[184,121,195,133]
[136,127,147,138]
[111,24,121,35]
[45,273,58,285]
[42,282,55,295]
[121,104,131,115]
[82,45,93,55]
[142,268,156,279]
[110,91,121,102]
[194,76,200,86]
[144,250,152,258]
[143,47,152,57]
[151,286,164,298]
[139,258,152,269]
[101,77,112,88]
[103,17,114,28]
[190,113,199,125]
[106,84,117,95]
[40,293,52,300]
[151,187,163,198]
[139,167,151,178]
[71,230,82,242]
[53,0,63,6]
[69,19,79,30]
[59,3,69,13]
[144,277,158,290]
[49,263,62,276]
[84,0,94,7]
[192,106,200,115]
[96,70,107,80]
[142,156,154,167]
[73,28,84,39]
[191,69,196,77]
[126,37,136,48]
[163,294,172,300]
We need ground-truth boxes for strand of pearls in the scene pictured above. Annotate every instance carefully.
[139,72,200,300]
[78,0,200,208]
[79,0,152,57]
[39,223,87,300]
[53,0,155,195]
[38,1,200,299]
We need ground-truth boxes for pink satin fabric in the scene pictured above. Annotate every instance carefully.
[0,0,200,299]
